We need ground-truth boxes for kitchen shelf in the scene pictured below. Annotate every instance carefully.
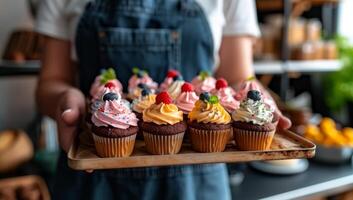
[0,60,342,76]
[254,59,342,74]
[0,60,40,76]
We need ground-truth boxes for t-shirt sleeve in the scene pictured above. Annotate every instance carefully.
[35,0,69,40]
[222,0,260,37]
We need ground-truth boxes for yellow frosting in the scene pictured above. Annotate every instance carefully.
[188,100,231,124]
[143,103,183,125]
[132,94,156,113]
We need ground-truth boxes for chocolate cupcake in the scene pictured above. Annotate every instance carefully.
[232,90,278,150]
[188,92,232,152]
[131,88,156,139]
[142,92,186,155]
[91,92,138,157]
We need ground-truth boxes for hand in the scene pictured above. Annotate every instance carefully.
[56,88,86,152]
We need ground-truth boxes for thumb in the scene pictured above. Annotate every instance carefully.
[61,108,81,126]
[275,110,292,130]
[59,90,85,126]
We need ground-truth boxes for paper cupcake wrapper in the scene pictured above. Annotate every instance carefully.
[92,133,136,157]
[189,127,231,153]
[233,128,275,151]
[143,132,185,155]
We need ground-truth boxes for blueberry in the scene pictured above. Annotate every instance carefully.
[199,92,210,102]
[141,88,151,96]
[173,75,183,81]
[103,92,120,101]
[247,90,261,101]
[137,83,148,89]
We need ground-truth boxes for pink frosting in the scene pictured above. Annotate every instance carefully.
[91,85,121,101]
[89,76,123,98]
[191,76,216,95]
[175,91,199,114]
[128,74,158,91]
[212,88,239,113]
[235,81,276,110]
[91,100,138,129]
[159,77,173,91]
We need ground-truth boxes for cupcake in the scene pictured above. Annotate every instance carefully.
[127,83,153,101]
[87,82,131,125]
[128,68,158,94]
[232,90,277,151]
[89,68,123,98]
[235,77,277,110]
[188,92,232,152]
[191,71,216,95]
[175,82,199,117]
[211,78,239,113]
[159,69,180,91]
[142,92,187,155]
[167,75,185,99]
[91,92,138,157]
[132,88,156,139]
[132,88,156,119]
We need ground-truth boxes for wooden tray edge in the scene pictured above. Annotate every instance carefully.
[67,129,316,170]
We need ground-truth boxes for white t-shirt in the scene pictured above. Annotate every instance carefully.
[35,0,260,65]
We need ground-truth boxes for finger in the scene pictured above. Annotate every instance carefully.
[61,108,80,126]
[60,90,85,126]
[85,169,94,173]
[57,115,77,152]
[277,113,292,130]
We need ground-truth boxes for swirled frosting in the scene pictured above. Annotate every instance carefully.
[167,80,185,99]
[90,77,122,98]
[92,100,138,129]
[212,88,239,113]
[128,74,158,91]
[132,94,156,113]
[235,80,277,110]
[143,103,183,125]
[232,98,274,125]
[90,88,122,113]
[188,100,231,124]
[191,76,216,95]
[175,91,199,114]
[159,77,173,91]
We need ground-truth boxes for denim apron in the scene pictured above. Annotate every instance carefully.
[53,0,230,199]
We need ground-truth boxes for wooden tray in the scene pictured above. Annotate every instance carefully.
[68,129,316,170]
[0,175,50,200]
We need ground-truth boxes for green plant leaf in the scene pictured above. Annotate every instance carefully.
[100,68,116,84]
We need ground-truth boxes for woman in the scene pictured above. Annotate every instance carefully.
[35,0,291,199]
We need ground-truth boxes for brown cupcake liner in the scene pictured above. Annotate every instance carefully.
[143,132,184,155]
[92,133,136,157]
[233,128,275,151]
[189,127,231,153]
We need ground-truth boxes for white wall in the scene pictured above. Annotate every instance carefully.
[0,1,36,130]
[338,0,353,43]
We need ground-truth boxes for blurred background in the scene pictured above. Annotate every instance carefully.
[0,0,353,200]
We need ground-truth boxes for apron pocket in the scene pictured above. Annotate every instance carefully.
[98,27,181,86]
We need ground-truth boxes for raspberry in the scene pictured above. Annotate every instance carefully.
[156,92,173,104]
[167,70,179,78]
[181,82,194,92]
[104,81,116,89]
[216,78,228,89]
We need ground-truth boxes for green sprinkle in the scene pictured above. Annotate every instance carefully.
[209,95,219,104]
